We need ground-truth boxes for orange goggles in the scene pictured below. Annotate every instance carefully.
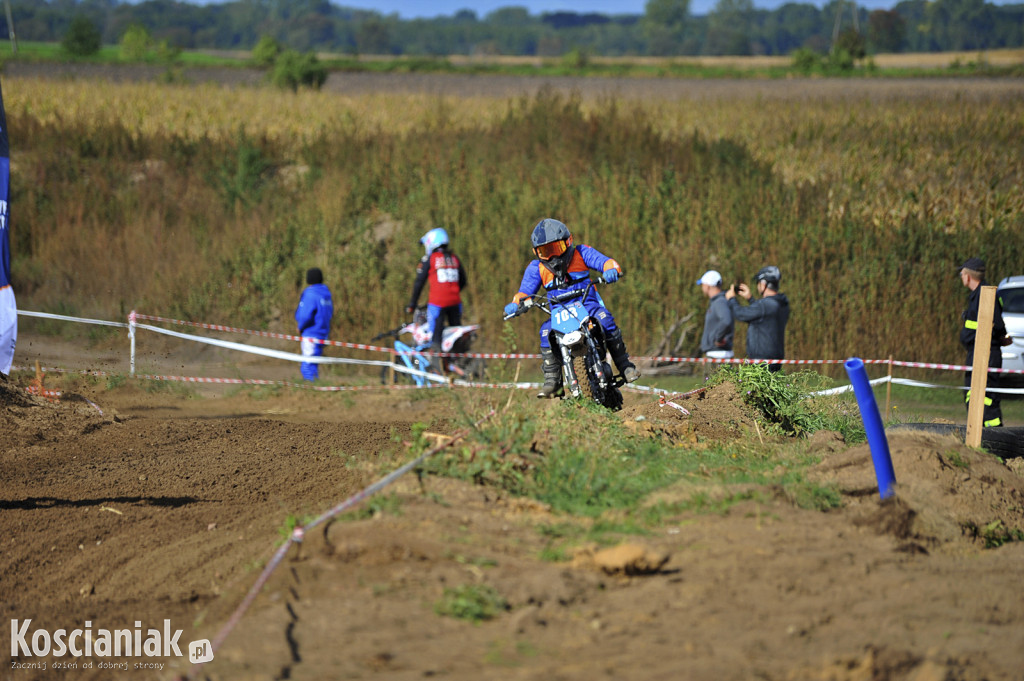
[534,238,570,261]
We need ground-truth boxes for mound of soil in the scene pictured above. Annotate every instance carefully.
[3,374,1024,681]
[620,382,758,443]
[809,431,1024,553]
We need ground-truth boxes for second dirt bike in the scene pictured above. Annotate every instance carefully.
[504,277,624,410]
[373,308,486,386]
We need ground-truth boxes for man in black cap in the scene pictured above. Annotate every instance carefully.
[958,257,1008,427]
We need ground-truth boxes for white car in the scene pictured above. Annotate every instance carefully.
[997,275,1024,387]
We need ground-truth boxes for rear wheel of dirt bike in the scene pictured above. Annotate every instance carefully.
[887,423,1024,460]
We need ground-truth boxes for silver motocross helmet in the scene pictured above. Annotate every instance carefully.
[531,218,575,276]
[754,265,781,291]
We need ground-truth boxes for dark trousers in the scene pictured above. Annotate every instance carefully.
[964,347,1003,427]
[427,303,462,350]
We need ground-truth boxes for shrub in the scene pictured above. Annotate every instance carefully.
[156,39,182,64]
[251,35,281,68]
[120,24,153,61]
[562,47,590,69]
[62,16,102,57]
[269,49,328,91]
[827,48,855,71]
[834,28,867,61]
[791,47,821,72]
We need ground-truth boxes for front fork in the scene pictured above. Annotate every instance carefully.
[560,333,612,398]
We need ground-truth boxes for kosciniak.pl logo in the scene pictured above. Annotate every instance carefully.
[10,619,213,671]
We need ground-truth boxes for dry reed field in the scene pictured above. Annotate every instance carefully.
[6,72,1024,366]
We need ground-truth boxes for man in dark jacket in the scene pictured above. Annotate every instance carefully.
[958,257,1007,427]
[726,265,790,373]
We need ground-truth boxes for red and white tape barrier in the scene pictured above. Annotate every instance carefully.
[126,311,1024,374]
[14,309,1024,395]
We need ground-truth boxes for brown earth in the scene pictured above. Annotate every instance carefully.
[3,333,1024,681]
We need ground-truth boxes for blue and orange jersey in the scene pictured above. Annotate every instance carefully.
[512,244,621,307]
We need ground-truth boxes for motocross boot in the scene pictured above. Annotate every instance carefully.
[607,330,641,384]
[537,346,563,399]
[428,341,444,375]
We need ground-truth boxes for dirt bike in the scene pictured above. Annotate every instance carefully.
[504,277,624,410]
[372,308,486,386]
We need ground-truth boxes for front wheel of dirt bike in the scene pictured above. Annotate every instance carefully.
[572,353,622,411]
[380,364,414,385]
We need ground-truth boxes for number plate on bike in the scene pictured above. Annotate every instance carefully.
[551,299,588,334]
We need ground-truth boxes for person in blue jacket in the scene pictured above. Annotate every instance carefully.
[294,267,334,382]
[504,218,640,398]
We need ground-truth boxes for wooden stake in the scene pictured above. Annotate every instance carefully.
[504,361,521,411]
[965,286,996,448]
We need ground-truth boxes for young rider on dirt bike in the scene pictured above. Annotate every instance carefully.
[503,218,640,398]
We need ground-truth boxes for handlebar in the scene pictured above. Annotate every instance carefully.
[503,276,610,321]
[371,326,405,341]
[374,304,432,340]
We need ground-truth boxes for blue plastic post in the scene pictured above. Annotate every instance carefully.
[844,357,896,500]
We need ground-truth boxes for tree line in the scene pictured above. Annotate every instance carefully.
[8,0,1024,58]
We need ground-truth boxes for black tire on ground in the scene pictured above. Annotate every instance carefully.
[887,423,1024,460]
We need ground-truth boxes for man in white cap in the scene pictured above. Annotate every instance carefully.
[697,269,734,361]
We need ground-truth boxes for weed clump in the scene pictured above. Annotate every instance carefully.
[708,364,862,440]
[434,584,507,622]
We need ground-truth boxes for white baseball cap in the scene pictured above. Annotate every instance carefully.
[696,270,722,287]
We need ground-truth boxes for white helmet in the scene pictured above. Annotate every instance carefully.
[420,228,449,256]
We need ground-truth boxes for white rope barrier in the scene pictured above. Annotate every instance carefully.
[17,309,129,328]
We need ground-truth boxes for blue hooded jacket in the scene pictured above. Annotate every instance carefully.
[295,283,333,339]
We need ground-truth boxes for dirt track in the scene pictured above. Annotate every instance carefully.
[3,335,1024,681]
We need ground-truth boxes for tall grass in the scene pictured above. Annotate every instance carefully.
[6,76,1023,365]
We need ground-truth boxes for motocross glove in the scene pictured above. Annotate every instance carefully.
[504,302,519,317]
[604,268,620,283]
[405,305,415,315]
